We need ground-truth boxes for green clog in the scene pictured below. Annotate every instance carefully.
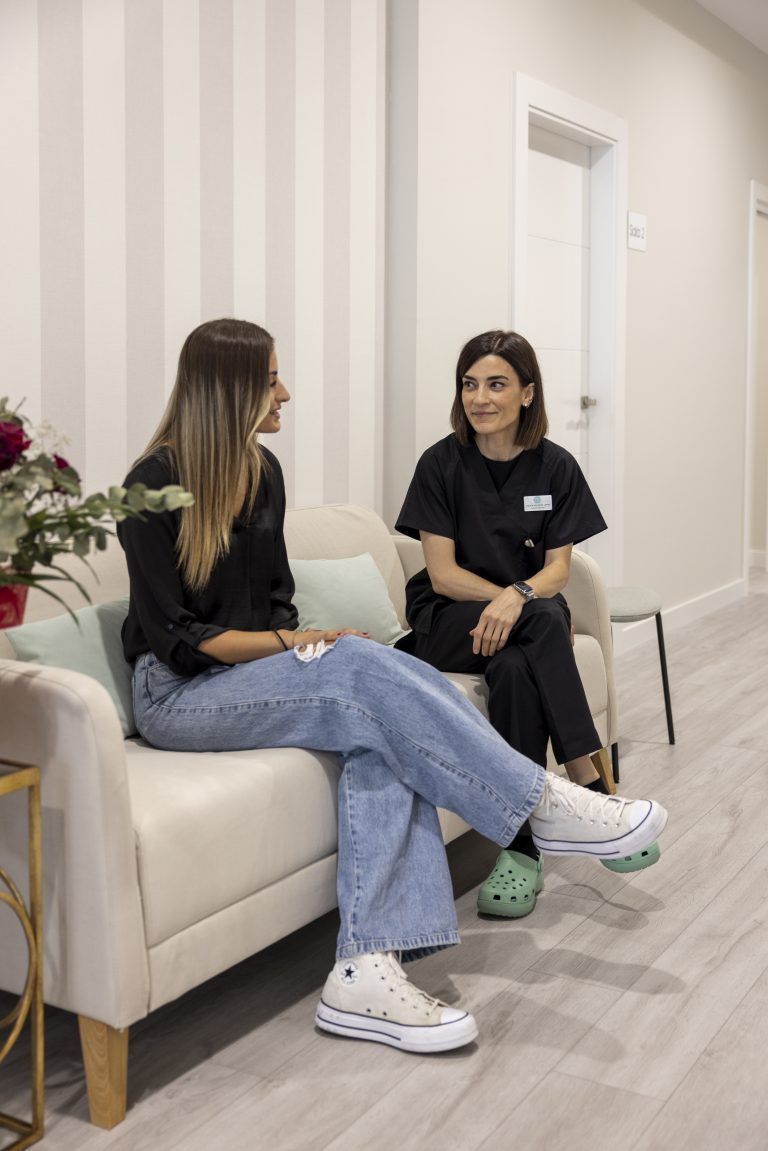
[600,840,661,873]
[476,849,543,918]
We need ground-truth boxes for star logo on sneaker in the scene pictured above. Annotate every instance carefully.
[339,962,360,985]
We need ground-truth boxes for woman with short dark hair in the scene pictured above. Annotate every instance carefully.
[396,330,660,921]
[119,319,666,1054]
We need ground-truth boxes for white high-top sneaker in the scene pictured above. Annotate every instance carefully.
[529,772,668,859]
[316,951,478,1053]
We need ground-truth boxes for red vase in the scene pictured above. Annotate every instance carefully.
[0,584,28,629]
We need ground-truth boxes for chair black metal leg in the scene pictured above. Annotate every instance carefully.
[655,612,675,745]
[611,741,620,784]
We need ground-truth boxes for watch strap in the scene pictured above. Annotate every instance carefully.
[512,580,536,601]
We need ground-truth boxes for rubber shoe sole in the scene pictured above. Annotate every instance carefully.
[315,1000,479,1053]
[531,800,668,859]
[601,840,661,872]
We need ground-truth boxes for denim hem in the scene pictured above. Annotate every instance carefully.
[336,930,460,962]
[498,764,547,846]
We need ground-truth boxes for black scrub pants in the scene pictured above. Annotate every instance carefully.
[402,595,600,769]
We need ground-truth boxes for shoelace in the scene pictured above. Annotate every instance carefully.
[379,953,446,1015]
[541,777,631,829]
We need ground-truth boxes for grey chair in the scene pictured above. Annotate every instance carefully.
[607,586,675,782]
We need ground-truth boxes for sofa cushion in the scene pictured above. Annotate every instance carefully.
[125,741,341,947]
[291,553,407,645]
[5,598,136,737]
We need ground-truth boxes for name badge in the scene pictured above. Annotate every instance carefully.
[524,494,552,512]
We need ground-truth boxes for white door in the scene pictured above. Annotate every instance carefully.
[526,125,591,487]
[511,76,628,583]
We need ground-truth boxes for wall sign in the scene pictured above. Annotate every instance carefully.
[628,212,647,251]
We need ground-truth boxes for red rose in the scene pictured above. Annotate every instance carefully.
[0,420,31,471]
[53,453,70,470]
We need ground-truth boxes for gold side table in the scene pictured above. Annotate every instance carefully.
[0,762,44,1151]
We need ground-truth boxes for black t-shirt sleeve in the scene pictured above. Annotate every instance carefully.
[395,449,455,541]
[543,453,607,550]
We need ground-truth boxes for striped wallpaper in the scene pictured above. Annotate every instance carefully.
[0,0,386,510]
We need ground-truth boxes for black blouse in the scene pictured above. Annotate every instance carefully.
[117,448,298,676]
[395,434,607,635]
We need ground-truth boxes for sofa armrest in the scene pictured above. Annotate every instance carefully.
[392,534,426,584]
[0,660,149,1028]
[390,536,618,748]
[563,550,618,746]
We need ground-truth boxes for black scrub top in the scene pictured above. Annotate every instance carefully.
[395,434,607,635]
[117,447,298,677]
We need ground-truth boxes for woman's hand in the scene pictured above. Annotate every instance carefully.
[469,587,527,657]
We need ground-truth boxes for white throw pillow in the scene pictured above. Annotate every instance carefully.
[290,553,407,646]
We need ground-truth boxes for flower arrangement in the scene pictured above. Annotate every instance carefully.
[0,398,192,619]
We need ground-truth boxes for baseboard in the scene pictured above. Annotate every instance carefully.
[611,578,746,657]
[750,549,766,568]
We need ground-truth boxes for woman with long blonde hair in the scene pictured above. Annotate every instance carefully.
[119,318,667,1055]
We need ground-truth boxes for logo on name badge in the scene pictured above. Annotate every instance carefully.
[524,494,552,512]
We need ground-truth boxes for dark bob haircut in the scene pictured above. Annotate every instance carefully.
[450,330,548,449]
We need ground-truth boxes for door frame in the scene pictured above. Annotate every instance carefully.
[511,74,628,584]
[743,179,768,581]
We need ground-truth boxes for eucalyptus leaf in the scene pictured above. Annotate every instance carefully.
[0,512,27,553]
[125,489,146,512]
[72,534,91,558]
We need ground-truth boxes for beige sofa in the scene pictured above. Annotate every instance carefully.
[0,503,616,1128]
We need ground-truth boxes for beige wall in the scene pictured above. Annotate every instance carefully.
[752,211,768,558]
[398,0,768,613]
[0,0,385,511]
[3,0,767,619]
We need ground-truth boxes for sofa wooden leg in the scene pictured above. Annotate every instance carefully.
[590,748,616,795]
[78,1015,129,1129]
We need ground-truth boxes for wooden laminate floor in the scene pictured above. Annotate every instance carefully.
[2,571,768,1150]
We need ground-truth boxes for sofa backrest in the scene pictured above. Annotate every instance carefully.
[0,542,128,660]
[283,504,406,624]
[0,503,407,659]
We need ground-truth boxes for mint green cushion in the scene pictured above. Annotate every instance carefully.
[6,598,135,737]
[290,553,407,646]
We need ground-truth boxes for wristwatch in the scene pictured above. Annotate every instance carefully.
[512,580,536,602]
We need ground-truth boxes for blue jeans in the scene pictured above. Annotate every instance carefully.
[132,635,545,961]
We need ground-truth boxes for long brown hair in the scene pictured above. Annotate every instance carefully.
[450,330,548,448]
[138,318,274,592]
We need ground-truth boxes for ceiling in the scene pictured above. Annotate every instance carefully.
[694,0,768,56]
